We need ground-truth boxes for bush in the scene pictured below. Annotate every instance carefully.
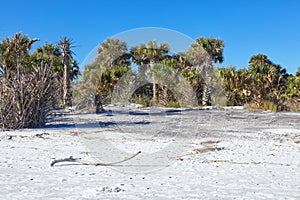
[0,63,57,129]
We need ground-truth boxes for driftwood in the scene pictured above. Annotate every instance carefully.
[208,159,292,166]
[51,151,142,167]
[173,140,224,160]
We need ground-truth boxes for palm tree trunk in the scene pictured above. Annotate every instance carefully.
[63,60,70,106]
[150,62,157,105]
[95,93,104,113]
[153,78,157,104]
[202,83,211,106]
[59,38,72,107]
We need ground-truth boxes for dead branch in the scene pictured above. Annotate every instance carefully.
[51,151,142,167]
[208,159,292,166]
[172,145,225,160]
[0,62,57,129]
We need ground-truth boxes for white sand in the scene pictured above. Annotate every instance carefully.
[0,107,299,199]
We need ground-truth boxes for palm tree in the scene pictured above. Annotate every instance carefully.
[197,37,225,106]
[196,37,224,63]
[248,54,288,106]
[0,32,39,76]
[130,40,170,105]
[220,66,238,105]
[94,38,128,67]
[59,37,74,106]
[33,42,80,107]
[75,64,101,111]
[91,38,129,111]
[184,37,224,106]
[220,67,252,105]
[34,43,61,68]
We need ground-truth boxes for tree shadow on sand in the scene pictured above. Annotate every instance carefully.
[40,108,190,130]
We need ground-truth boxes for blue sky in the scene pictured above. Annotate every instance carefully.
[1,0,300,74]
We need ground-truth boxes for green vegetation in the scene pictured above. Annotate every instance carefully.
[220,55,300,111]
[77,37,299,112]
[76,37,225,110]
[0,32,299,129]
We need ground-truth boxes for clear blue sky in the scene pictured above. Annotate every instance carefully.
[1,0,300,74]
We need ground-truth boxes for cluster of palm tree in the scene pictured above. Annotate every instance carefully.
[220,55,300,111]
[76,37,225,111]
[0,33,79,129]
[78,36,300,112]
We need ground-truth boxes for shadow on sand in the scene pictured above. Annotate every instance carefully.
[41,108,189,130]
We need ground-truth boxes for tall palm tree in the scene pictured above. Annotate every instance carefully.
[89,38,129,112]
[197,37,224,106]
[59,37,74,106]
[185,37,224,106]
[130,40,170,104]
[33,42,80,107]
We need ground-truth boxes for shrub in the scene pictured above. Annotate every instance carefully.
[0,63,57,129]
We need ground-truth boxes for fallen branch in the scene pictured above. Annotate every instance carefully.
[209,159,292,166]
[51,151,142,167]
[193,147,224,154]
[171,146,225,160]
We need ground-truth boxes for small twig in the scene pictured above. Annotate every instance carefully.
[51,151,142,167]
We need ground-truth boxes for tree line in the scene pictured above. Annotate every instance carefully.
[1,32,299,129]
[77,37,300,112]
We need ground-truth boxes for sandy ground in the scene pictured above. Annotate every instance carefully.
[0,106,299,199]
